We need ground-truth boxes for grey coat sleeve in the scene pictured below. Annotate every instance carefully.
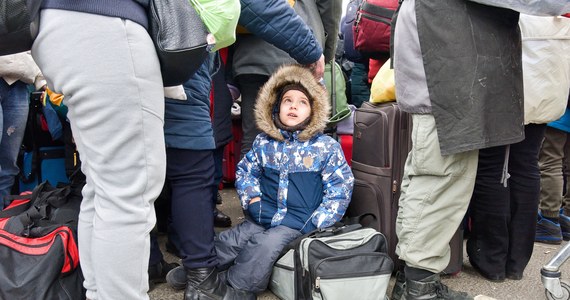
[315,0,343,62]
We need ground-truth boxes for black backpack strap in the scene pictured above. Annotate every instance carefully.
[315,223,363,238]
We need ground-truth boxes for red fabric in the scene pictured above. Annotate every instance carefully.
[222,119,242,183]
[40,115,50,132]
[368,57,388,83]
[353,0,399,53]
[0,197,32,228]
[0,226,79,274]
[3,199,30,210]
[339,135,353,167]
[210,83,215,121]
[219,47,229,65]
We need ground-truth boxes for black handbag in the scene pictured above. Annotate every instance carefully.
[148,0,210,87]
[0,0,42,55]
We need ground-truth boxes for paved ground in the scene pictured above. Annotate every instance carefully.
[150,187,570,300]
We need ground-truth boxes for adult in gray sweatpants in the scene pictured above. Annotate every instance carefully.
[32,4,166,300]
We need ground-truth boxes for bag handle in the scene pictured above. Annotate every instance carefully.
[289,213,376,300]
[8,182,72,237]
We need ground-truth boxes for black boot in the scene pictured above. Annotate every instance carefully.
[391,266,406,300]
[166,266,188,290]
[148,259,180,291]
[214,208,232,228]
[216,191,223,204]
[182,267,218,300]
[186,269,256,300]
[403,274,472,300]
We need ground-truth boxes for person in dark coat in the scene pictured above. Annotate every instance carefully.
[233,0,341,158]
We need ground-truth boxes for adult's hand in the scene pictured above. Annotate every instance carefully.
[305,54,325,79]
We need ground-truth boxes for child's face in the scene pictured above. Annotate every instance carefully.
[279,89,311,127]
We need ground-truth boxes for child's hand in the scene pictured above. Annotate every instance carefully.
[249,197,261,204]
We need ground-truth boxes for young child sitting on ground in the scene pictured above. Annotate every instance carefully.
[180,64,354,299]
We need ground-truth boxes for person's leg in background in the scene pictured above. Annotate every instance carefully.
[213,145,224,205]
[165,148,218,299]
[148,232,179,290]
[465,124,545,282]
[537,127,569,244]
[235,75,268,158]
[32,10,166,300]
[149,178,185,273]
[505,123,546,279]
[212,145,231,227]
[561,136,570,238]
[0,80,29,208]
[466,145,510,282]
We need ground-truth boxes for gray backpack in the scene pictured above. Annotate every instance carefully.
[269,224,393,300]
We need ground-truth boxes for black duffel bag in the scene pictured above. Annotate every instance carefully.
[0,181,85,300]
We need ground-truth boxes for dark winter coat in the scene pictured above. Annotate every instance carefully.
[233,0,341,78]
[395,0,525,155]
[164,56,214,150]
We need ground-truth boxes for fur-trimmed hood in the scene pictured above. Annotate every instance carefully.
[255,65,330,142]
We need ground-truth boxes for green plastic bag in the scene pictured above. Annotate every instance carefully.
[189,0,241,52]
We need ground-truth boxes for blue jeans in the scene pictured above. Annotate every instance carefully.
[0,79,29,208]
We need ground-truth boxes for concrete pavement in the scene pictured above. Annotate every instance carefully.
[149,187,570,300]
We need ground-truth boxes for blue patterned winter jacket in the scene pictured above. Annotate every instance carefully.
[236,65,354,233]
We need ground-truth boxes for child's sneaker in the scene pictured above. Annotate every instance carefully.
[536,211,563,244]
[559,209,570,241]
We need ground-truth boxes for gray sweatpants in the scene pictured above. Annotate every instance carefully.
[32,10,166,300]
[215,220,301,293]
